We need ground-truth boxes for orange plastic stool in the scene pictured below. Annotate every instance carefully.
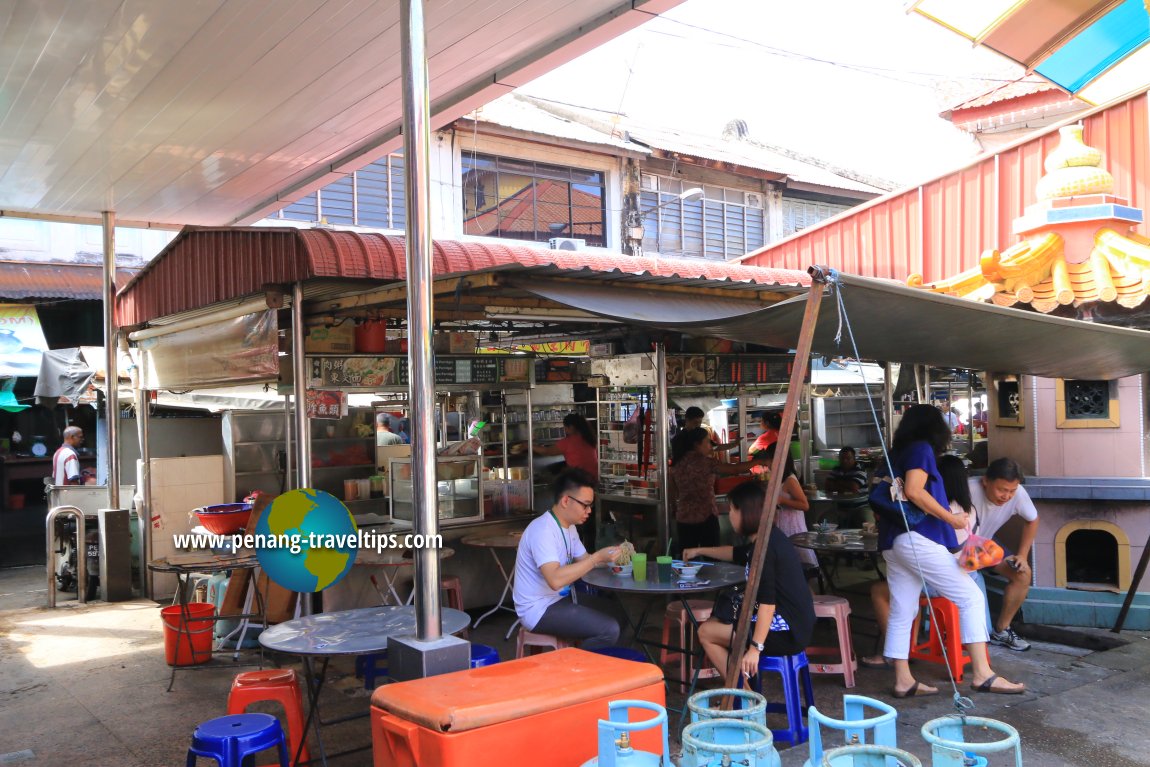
[660,600,715,691]
[910,596,972,683]
[441,575,464,611]
[515,627,572,658]
[805,594,857,688]
[227,669,309,766]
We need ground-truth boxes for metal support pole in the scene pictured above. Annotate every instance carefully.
[102,211,120,510]
[135,380,151,598]
[655,342,670,552]
[46,506,85,607]
[884,362,895,445]
[291,282,312,615]
[401,0,441,640]
[284,395,294,491]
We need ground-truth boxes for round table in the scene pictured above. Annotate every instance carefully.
[354,546,455,606]
[259,605,470,766]
[790,531,882,593]
[807,491,871,526]
[462,531,525,635]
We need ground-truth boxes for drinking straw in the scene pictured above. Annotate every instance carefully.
[665,538,672,558]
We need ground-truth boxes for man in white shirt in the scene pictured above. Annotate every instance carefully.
[513,469,621,649]
[968,457,1040,651]
[939,401,961,433]
[52,426,84,485]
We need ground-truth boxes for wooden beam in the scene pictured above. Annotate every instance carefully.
[722,265,827,699]
[307,273,502,313]
[530,275,796,304]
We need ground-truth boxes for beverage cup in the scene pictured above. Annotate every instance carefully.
[343,479,359,501]
[656,555,674,582]
[631,553,648,581]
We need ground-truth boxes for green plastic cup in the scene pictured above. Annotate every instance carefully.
[631,553,647,581]
[656,555,674,582]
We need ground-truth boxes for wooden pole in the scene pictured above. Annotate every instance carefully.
[722,265,828,696]
[1112,530,1150,632]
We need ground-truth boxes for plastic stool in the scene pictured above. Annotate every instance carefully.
[743,652,816,746]
[910,596,972,683]
[806,595,858,688]
[186,712,289,767]
[515,627,571,658]
[591,646,647,662]
[803,695,898,767]
[355,652,387,689]
[470,644,500,668]
[441,575,464,611]
[227,670,309,765]
[661,600,715,690]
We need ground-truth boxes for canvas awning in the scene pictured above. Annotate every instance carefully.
[512,272,1150,380]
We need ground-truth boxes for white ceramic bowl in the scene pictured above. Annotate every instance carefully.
[672,562,703,579]
[610,563,633,577]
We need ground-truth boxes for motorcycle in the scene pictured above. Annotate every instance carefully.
[52,511,99,601]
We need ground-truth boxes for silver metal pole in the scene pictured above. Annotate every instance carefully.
[655,343,670,552]
[102,212,120,510]
[135,379,151,598]
[46,506,85,607]
[284,394,294,491]
[884,362,895,445]
[401,0,440,640]
[291,282,312,615]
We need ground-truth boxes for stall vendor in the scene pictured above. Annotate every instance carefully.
[532,413,598,481]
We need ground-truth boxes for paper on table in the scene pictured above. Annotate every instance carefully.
[678,579,711,587]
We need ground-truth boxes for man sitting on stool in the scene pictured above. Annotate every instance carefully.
[513,469,621,649]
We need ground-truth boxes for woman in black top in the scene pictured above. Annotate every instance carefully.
[684,480,816,680]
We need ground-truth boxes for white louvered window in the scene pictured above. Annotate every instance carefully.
[780,196,850,238]
[639,176,766,260]
[276,154,406,230]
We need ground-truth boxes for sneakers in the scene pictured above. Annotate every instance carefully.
[989,627,1031,651]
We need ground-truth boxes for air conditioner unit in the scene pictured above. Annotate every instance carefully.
[745,192,764,208]
[639,175,659,191]
[549,237,586,251]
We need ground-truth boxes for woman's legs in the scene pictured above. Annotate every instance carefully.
[697,617,735,676]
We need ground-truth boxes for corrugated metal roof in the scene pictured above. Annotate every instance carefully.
[950,76,1062,112]
[468,95,647,153]
[739,90,1150,283]
[117,227,809,326]
[0,261,138,301]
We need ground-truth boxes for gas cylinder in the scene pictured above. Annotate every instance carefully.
[688,688,767,732]
[820,744,922,766]
[579,700,671,767]
[681,719,780,767]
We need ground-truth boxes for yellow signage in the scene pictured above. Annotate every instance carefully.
[0,304,48,377]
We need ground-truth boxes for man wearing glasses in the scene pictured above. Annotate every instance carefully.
[514,469,621,649]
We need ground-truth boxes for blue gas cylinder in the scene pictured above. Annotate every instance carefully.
[579,700,671,767]
[681,719,780,767]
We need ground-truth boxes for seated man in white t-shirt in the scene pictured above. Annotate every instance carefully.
[513,469,621,649]
[968,457,1040,652]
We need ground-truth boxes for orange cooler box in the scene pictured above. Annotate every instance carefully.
[371,648,666,767]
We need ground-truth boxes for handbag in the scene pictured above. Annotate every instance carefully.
[868,475,926,532]
[712,585,759,625]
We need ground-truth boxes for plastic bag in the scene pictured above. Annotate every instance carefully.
[623,405,645,444]
[957,534,1004,572]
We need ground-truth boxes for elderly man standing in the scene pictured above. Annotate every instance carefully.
[52,426,85,485]
[969,457,1040,651]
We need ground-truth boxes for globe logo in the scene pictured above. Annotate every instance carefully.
[254,489,358,593]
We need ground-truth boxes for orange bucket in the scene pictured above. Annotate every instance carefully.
[160,602,215,666]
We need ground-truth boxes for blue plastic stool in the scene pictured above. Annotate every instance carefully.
[591,646,647,663]
[356,652,387,689]
[741,652,816,746]
[185,713,288,767]
[804,695,898,767]
[470,644,500,668]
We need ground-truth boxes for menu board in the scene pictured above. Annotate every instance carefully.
[308,355,533,389]
[665,354,800,387]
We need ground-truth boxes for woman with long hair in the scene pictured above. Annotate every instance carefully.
[669,427,768,550]
[878,404,1023,697]
[533,413,598,481]
[762,443,815,568]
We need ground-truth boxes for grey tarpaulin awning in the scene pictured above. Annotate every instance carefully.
[35,348,98,404]
[513,272,1150,380]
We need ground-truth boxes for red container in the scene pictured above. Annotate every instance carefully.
[161,602,215,666]
[194,503,253,535]
[356,320,388,353]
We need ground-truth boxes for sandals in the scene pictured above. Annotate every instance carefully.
[892,681,938,699]
[972,674,1025,695]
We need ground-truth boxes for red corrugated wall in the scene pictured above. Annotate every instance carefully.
[743,92,1149,282]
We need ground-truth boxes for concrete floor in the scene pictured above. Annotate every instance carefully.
[3,563,1150,766]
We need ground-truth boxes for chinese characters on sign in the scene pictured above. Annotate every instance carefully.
[307,356,533,388]
[306,389,348,419]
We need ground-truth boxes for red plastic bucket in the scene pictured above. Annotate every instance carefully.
[161,602,215,666]
[355,320,388,353]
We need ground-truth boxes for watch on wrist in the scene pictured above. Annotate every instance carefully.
[751,640,765,652]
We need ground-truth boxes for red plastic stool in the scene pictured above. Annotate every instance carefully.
[660,600,715,691]
[441,575,464,610]
[227,669,309,766]
[515,627,571,658]
[910,596,972,683]
[806,594,857,688]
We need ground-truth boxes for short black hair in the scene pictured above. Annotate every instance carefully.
[552,468,596,500]
[986,457,1024,483]
[727,481,765,536]
[762,411,782,429]
[685,406,705,419]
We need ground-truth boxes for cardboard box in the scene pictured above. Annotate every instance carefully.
[306,323,355,353]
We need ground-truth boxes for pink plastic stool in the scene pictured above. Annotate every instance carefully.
[805,594,857,688]
[661,600,715,691]
[515,627,572,658]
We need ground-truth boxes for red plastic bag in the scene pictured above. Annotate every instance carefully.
[957,534,1004,572]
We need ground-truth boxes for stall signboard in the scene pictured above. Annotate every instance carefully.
[308,355,534,389]
[666,354,801,387]
[306,389,348,419]
[0,304,49,377]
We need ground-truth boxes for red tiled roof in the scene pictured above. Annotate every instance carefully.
[0,261,138,301]
[118,227,809,326]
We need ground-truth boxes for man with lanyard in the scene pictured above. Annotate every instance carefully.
[513,468,621,649]
[968,457,1039,652]
[52,426,84,485]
